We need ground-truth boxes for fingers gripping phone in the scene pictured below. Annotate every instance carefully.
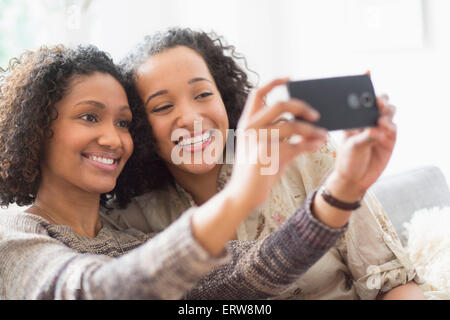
[287,74,380,131]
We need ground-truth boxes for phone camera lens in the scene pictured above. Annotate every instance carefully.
[360,92,374,108]
[347,93,360,109]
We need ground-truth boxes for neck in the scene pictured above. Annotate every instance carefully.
[170,164,223,206]
[33,176,102,238]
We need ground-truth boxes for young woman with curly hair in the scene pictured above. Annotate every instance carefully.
[0,44,371,299]
[112,27,425,299]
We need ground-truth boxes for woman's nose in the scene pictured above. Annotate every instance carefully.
[97,123,122,150]
[175,102,204,130]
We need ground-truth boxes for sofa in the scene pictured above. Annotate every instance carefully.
[371,165,450,244]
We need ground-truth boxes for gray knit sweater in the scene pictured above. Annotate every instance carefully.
[0,192,347,300]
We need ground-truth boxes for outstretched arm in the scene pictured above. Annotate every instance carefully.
[186,190,347,299]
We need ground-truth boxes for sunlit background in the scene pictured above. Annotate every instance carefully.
[1,0,450,188]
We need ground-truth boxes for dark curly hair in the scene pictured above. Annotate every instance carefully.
[113,27,257,208]
[0,45,131,208]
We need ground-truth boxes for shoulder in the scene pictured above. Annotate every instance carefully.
[0,210,50,239]
[133,185,190,232]
[0,210,63,269]
[103,184,187,234]
[133,186,176,213]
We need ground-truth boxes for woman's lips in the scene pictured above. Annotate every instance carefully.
[176,129,215,153]
[82,153,119,172]
[183,134,214,153]
[177,130,210,145]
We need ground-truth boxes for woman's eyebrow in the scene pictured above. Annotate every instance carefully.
[75,100,105,109]
[75,101,130,112]
[144,78,212,107]
[188,77,212,85]
[144,90,168,107]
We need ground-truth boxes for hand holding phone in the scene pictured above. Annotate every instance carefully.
[287,74,380,131]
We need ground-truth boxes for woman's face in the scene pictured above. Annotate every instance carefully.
[135,45,229,176]
[41,72,133,195]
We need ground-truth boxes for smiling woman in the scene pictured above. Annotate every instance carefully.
[136,46,229,182]
[0,47,132,241]
[34,72,133,237]
[0,46,130,208]
[0,44,356,300]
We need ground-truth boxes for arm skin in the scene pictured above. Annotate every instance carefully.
[379,282,426,300]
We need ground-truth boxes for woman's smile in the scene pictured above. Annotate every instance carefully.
[82,152,121,172]
[175,129,215,153]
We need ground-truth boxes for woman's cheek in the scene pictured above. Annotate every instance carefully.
[125,137,134,161]
[148,120,168,155]
[157,138,173,162]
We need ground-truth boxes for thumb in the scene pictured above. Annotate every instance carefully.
[239,78,289,126]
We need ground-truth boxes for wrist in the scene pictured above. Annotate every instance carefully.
[313,187,353,228]
[222,183,258,214]
[325,172,366,203]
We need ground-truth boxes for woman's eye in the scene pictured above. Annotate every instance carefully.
[117,120,131,129]
[80,114,98,122]
[152,104,173,113]
[196,92,213,99]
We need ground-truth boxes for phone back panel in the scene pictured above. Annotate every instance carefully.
[287,74,380,131]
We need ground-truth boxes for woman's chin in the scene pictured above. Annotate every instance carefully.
[82,180,117,195]
[178,162,219,176]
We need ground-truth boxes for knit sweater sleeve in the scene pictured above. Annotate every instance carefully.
[185,190,348,299]
[0,210,228,300]
[1,191,346,300]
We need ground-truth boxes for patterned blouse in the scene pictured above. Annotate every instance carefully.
[108,137,422,299]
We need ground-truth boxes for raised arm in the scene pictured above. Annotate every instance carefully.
[186,92,401,299]
[190,78,328,256]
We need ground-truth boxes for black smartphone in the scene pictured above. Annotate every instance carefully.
[287,74,380,131]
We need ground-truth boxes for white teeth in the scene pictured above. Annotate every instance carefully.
[178,131,212,147]
[89,156,115,165]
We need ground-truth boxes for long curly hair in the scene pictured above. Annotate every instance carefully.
[113,27,256,208]
[0,45,130,208]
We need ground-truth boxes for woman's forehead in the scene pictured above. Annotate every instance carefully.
[66,73,123,95]
[137,46,213,82]
[57,73,128,111]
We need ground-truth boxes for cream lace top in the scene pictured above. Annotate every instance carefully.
[108,137,421,300]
